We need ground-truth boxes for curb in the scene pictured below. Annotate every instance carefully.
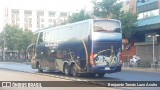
[122,67,160,73]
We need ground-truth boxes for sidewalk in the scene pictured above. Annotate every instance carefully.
[122,67,160,73]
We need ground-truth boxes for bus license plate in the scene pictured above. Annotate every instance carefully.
[105,67,110,70]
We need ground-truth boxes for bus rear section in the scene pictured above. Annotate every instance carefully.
[88,20,122,77]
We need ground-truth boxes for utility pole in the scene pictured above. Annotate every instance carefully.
[3,29,5,61]
[152,36,155,62]
[148,34,159,62]
[3,7,8,62]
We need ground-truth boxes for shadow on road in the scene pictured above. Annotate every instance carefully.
[40,70,121,81]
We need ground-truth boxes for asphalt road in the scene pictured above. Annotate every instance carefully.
[0,62,160,90]
[0,62,160,81]
[0,68,120,90]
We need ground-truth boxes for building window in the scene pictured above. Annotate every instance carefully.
[24,10,32,15]
[49,24,52,27]
[49,11,55,17]
[12,15,14,18]
[41,24,44,28]
[16,17,19,21]
[24,23,28,29]
[12,19,15,24]
[143,12,149,18]
[138,9,159,19]
[37,24,40,28]
[150,9,159,16]
[49,19,52,23]
[138,13,143,19]
[60,12,67,17]
[29,18,32,22]
[41,18,44,22]
[29,24,32,28]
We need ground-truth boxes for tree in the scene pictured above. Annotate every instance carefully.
[68,9,92,23]
[92,0,138,39]
[3,25,23,50]
[0,32,4,48]
[120,11,138,39]
[92,0,122,19]
[0,25,33,59]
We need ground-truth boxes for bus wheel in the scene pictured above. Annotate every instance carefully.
[64,64,71,76]
[71,64,78,77]
[97,73,105,78]
[38,63,43,73]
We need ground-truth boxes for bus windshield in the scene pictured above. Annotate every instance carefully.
[94,20,121,33]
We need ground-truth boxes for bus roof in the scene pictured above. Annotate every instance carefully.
[33,19,120,34]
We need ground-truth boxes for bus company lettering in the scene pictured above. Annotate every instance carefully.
[12,82,27,87]
[28,83,42,87]
[12,82,42,87]
[45,42,58,47]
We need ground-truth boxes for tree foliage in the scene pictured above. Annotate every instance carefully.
[68,9,92,23]
[92,0,122,19]
[0,25,33,51]
[92,0,138,39]
[120,11,138,39]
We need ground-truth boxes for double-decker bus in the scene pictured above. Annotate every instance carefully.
[28,19,122,77]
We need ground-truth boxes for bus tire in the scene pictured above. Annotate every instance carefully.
[64,64,71,76]
[71,64,78,77]
[97,73,105,78]
[38,63,43,73]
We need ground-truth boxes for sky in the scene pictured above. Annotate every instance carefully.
[0,0,128,12]
[0,0,128,32]
[0,0,93,12]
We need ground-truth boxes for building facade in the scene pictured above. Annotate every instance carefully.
[1,8,73,32]
[124,0,160,66]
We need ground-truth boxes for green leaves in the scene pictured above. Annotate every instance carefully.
[68,9,92,23]
[92,0,138,40]
[0,25,33,51]
[92,0,122,18]
[119,11,138,39]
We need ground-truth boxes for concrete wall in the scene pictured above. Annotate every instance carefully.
[136,44,160,62]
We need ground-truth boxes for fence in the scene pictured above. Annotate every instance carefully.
[123,61,160,69]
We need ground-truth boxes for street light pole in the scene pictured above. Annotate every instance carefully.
[148,34,159,63]
[152,36,154,62]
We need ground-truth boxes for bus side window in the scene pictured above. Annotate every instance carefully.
[38,32,43,44]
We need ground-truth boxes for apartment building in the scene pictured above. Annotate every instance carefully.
[123,0,160,66]
[1,8,72,32]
